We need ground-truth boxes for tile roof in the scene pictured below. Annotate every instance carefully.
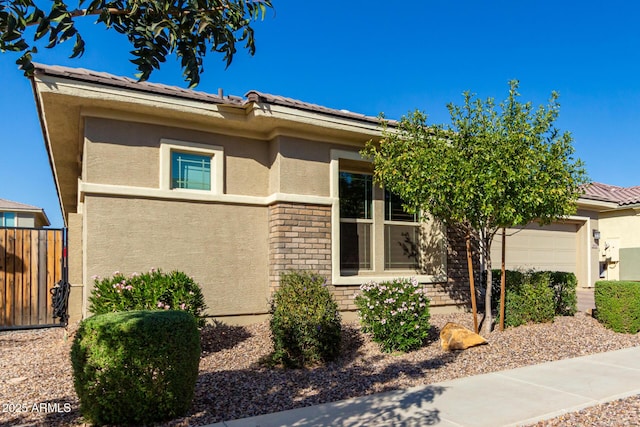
[581,182,640,206]
[33,64,245,106]
[245,90,385,125]
[32,64,386,125]
[0,198,43,211]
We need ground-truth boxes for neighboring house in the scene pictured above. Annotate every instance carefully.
[27,64,630,325]
[0,199,50,228]
[579,183,640,281]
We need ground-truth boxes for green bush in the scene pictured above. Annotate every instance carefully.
[355,277,431,353]
[492,269,577,320]
[595,281,640,333]
[497,271,555,328]
[70,310,200,425]
[269,271,342,368]
[88,268,207,326]
[547,271,578,316]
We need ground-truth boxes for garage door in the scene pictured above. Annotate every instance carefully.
[490,222,578,273]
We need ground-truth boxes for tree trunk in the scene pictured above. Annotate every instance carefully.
[500,228,506,331]
[481,234,493,335]
[465,228,479,334]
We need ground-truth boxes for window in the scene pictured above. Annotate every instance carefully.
[339,172,373,271]
[171,152,211,190]
[331,149,446,284]
[0,212,15,227]
[160,139,224,194]
[384,191,420,270]
[338,170,420,274]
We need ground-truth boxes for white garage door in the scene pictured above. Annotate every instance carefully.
[490,222,578,273]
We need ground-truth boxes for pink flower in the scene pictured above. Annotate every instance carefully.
[180,303,186,310]
[157,302,163,308]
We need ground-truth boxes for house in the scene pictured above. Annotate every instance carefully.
[580,183,640,281]
[0,198,50,228]
[28,64,628,325]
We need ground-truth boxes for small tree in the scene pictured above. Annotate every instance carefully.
[363,80,587,334]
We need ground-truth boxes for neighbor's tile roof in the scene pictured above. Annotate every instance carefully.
[33,64,385,124]
[0,198,43,211]
[581,182,640,206]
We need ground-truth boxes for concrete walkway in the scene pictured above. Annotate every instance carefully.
[208,346,640,427]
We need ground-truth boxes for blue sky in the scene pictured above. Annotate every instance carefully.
[1,0,640,228]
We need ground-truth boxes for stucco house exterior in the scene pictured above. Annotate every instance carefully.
[0,198,50,228]
[28,64,630,325]
[578,183,640,281]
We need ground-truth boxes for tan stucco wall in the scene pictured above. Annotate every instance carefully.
[274,136,331,197]
[597,208,640,280]
[66,213,84,323]
[83,195,270,317]
[83,117,271,196]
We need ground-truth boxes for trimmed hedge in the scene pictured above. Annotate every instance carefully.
[71,310,200,425]
[595,281,640,334]
[269,271,342,368]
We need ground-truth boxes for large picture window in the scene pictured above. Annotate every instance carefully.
[338,170,420,274]
[331,149,446,284]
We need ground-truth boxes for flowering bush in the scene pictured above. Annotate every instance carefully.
[355,277,431,353]
[88,269,207,327]
[269,271,342,368]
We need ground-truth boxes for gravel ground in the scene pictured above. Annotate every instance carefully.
[1,312,639,426]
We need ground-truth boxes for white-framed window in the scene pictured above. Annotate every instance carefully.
[330,149,445,285]
[160,139,224,194]
[0,212,16,227]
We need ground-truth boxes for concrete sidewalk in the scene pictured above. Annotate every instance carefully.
[208,346,640,427]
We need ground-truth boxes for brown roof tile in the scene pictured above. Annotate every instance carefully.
[32,64,387,125]
[32,64,244,106]
[245,90,385,125]
[582,182,640,206]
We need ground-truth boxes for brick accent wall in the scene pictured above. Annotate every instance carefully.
[268,203,477,314]
[268,203,332,293]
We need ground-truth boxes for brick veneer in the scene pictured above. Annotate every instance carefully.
[268,202,477,313]
[268,203,332,293]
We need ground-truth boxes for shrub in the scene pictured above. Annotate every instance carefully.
[547,271,578,316]
[269,271,342,368]
[88,268,207,327]
[492,269,577,319]
[70,310,200,425]
[355,277,431,353]
[501,271,555,327]
[595,281,640,334]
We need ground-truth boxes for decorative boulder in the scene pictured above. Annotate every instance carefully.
[440,322,488,351]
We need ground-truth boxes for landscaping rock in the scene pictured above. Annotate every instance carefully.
[440,322,488,351]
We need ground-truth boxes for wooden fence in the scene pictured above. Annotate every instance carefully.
[0,227,66,329]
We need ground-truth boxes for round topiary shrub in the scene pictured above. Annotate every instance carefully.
[70,310,200,425]
[88,268,207,327]
[269,271,342,368]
